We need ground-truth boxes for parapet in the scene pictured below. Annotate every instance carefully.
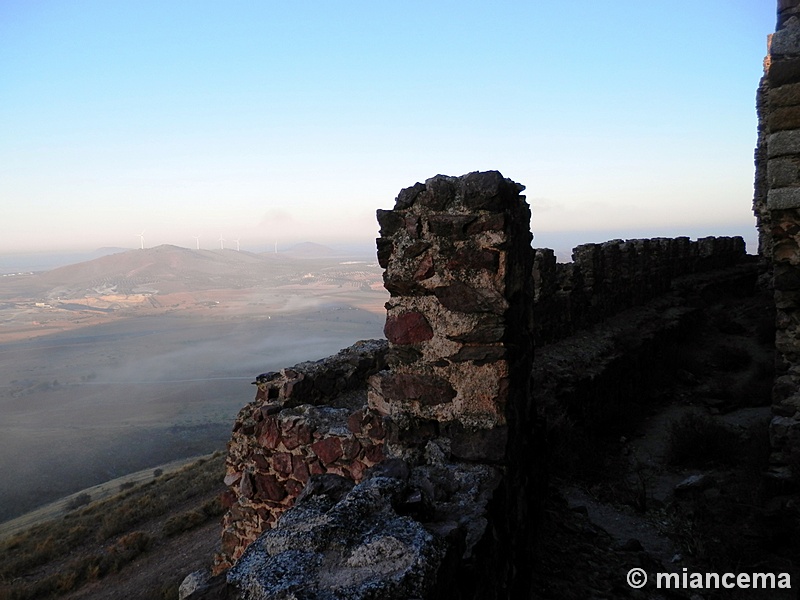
[533,236,747,346]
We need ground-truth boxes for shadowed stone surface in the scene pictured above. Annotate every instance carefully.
[226,476,446,600]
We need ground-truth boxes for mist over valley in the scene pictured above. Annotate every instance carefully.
[0,244,387,523]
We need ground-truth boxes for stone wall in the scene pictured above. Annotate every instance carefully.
[214,340,388,572]
[367,171,536,597]
[533,236,746,346]
[199,172,538,598]
[369,171,534,464]
[757,0,800,480]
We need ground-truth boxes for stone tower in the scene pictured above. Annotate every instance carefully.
[756,0,800,479]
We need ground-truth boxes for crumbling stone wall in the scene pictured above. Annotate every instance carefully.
[533,236,747,346]
[368,171,534,465]
[365,171,536,597]
[215,340,388,572]
[757,0,800,479]
[200,172,537,599]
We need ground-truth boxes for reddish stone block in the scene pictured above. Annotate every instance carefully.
[405,215,421,238]
[384,311,434,345]
[312,437,344,465]
[272,452,293,476]
[227,503,248,523]
[284,479,303,497]
[364,443,385,463]
[252,453,270,470]
[414,254,435,280]
[254,473,287,502]
[341,438,362,460]
[291,455,310,483]
[309,459,326,476]
[239,472,255,499]
[281,418,313,450]
[298,422,313,445]
[282,433,300,451]
[256,416,280,449]
[256,506,274,522]
[348,460,366,481]
[366,414,386,440]
[347,408,365,434]
[221,529,239,556]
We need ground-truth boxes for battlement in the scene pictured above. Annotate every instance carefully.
[533,236,746,346]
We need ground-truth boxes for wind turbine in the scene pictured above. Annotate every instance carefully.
[136,231,144,250]
[219,234,225,250]
[193,235,200,250]
[234,238,241,252]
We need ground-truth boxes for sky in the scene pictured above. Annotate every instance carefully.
[0,1,777,255]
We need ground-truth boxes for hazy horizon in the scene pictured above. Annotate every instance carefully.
[0,221,760,274]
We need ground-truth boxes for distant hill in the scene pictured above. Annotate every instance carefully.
[0,243,383,305]
[33,244,296,298]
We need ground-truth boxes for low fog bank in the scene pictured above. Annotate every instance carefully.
[0,307,384,523]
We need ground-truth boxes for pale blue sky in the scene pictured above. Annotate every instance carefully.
[0,1,776,253]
